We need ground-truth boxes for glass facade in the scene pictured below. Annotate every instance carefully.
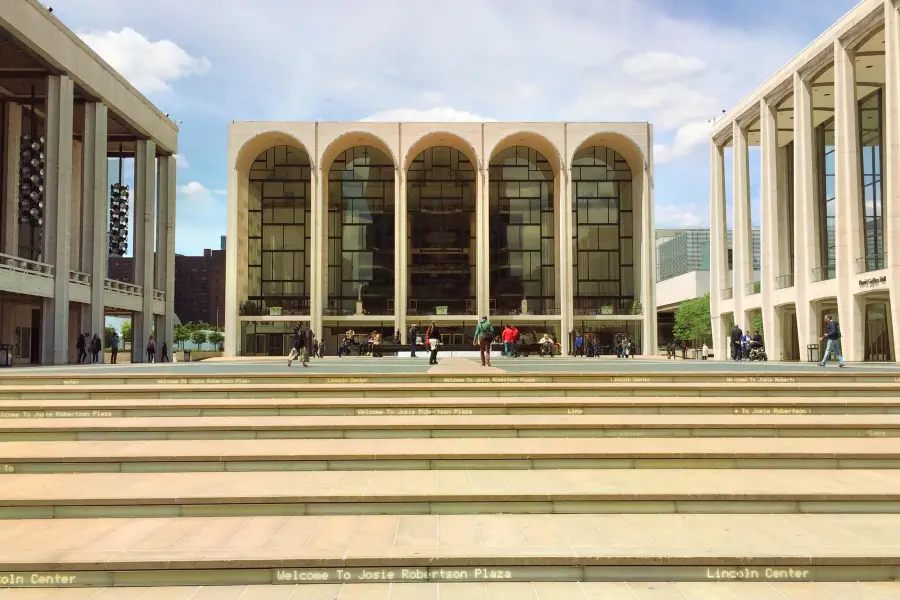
[859,88,884,270]
[488,146,556,315]
[245,146,312,316]
[326,146,395,316]
[571,146,634,316]
[816,117,836,280]
[656,229,710,282]
[407,146,476,316]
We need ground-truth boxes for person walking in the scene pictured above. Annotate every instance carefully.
[90,334,101,364]
[427,322,441,364]
[819,314,846,368]
[473,316,494,367]
[160,342,169,363]
[574,332,584,357]
[76,333,87,364]
[408,325,418,358]
[146,336,156,363]
[287,325,309,367]
[110,332,119,364]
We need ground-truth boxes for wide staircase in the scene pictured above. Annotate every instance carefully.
[0,366,899,598]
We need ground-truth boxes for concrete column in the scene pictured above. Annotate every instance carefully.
[709,140,727,360]
[793,72,818,357]
[81,103,108,347]
[309,167,323,343]
[834,40,865,361]
[156,155,176,348]
[732,121,751,329]
[224,163,239,356]
[640,161,656,356]
[475,168,487,318]
[759,97,782,360]
[2,103,22,256]
[393,168,407,341]
[132,139,156,362]
[558,168,572,355]
[40,75,74,364]
[885,0,900,361]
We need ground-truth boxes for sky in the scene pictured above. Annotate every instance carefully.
[51,0,859,256]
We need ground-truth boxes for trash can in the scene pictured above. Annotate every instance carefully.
[183,349,192,363]
[806,344,819,363]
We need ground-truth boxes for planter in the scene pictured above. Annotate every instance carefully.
[600,306,614,315]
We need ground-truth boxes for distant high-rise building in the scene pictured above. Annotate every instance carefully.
[220,235,226,251]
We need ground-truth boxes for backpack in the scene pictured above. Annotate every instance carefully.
[833,322,842,339]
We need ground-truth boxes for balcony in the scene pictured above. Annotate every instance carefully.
[856,253,886,274]
[720,287,733,300]
[0,252,54,297]
[746,282,761,296]
[573,299,643,317]
[68,270,91,286]
[811,265,835,283]
[775,273,794,290]
[0,252,54,278]
[104,279,142,297]
[153,289,166,302]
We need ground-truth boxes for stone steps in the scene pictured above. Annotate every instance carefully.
[1,413,899,441]
[1,396,897,417]
[2,437,900,473]
[1,470,899,519]
[2,582,900,599]
[1,514,899,585]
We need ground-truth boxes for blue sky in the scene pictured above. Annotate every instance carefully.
[52,0,858,255]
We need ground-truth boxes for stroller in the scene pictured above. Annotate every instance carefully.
[747,341,768,361]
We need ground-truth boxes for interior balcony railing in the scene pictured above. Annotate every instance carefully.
[572,299,642,317]
[856,253,886,274]
[746,282,761,296]
[775,273,794,290]
[811,264,835,283]
[720,287,733,301]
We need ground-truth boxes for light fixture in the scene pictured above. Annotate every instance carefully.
[108,146,130,256]
[18,87,44,242]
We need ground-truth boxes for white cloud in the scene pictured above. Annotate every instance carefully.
[621,51,706,81]
[174,154,189,169]
[79,27,210,94]
[361,107,495,122]
[655,120,714,164]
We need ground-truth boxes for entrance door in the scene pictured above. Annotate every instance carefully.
[865,302,892,362]
[30,308,40,364]
[267,333,285,357]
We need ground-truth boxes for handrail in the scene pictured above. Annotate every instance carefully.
[775,273,794,290]
[856,253,886,274]
[0,252,54,277]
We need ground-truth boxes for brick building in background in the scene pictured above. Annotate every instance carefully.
[109,248,225,326]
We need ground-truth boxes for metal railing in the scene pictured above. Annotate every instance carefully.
[104,278,142,297]
[856,253,886,274]
[811,265,835,283]
[746,282,761,295]
[0,252,54,278]
[68,270,91,285]
[775,273,794,290]
[720,287,733,300]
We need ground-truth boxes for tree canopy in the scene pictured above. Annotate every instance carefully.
[673,293,712,345]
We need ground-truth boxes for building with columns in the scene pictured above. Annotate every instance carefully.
[0,0,178,364]
[710,0,900,363]
[225,122,656,356]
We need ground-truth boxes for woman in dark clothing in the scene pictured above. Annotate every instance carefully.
[90,334,101,363]
[76,334,87,364]
[427,323,441,365]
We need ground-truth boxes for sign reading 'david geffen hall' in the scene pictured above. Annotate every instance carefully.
[859,275,887,288]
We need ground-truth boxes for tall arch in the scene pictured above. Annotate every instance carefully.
[406,143,477,316]
[570,143,636,317]
[243,143,313,353]
[488,145,556,314]
[325,145,396,315]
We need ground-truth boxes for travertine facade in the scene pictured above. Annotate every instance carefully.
[226,122,656,356]
[711,0,900,362]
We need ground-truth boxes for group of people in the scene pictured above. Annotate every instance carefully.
[572,332,633,358]
[287,325,327,367]
[74,332,167,364]
[729,325,763,361]
[407,323,447,364]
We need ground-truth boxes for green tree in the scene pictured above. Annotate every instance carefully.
[190,330,208,350]
[207,331,224,351]
[174,324,190,350]
[673,293,712,346]
[753,312,764,336]
[120,320,133,344]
